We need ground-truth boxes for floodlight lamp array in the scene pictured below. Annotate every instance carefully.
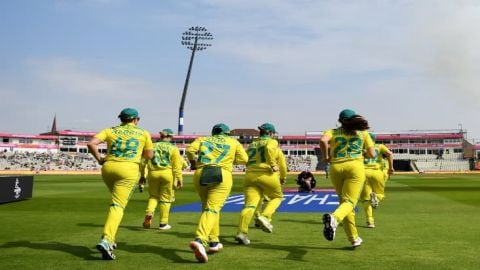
[181,26,213,51]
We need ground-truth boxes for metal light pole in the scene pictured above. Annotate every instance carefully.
[178,26,213,135]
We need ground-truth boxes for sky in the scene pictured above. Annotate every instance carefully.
[1,0,479,142]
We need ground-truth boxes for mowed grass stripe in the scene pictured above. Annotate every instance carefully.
[0,174,479,270]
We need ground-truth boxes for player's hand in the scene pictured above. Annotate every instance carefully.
[388,169,395,175]
[271,165,279,172]
[98,157,105,165]
[175,179,183,190]
[139,176,146,185]
[189,160,197,170]
[280,178,286,185]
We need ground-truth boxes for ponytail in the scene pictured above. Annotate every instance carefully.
[340,115,370,135]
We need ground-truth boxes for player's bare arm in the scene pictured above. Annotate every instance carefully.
[87,137,105,165]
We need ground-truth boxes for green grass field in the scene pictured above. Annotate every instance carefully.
[1,173,479,270]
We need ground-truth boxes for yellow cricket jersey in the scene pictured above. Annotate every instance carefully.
[186,134,248,172]
[363,144,389,170]
[246,136,283,173]
[383,160,389,171]
[364,144,390,170]
[382,150,390,171]
[95,123,153,164]
[148,141,183,181]
[277,149,287,179]
[324,129,374,164]
[182,157,189,170]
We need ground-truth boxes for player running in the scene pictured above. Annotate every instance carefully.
[87,108,153,260]
[319,109,375,248]
[361,133,394,228]
[236,123,287,245]
[186,123,248,263]
[141,128,184,231]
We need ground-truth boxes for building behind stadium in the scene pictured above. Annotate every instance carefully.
[1,124,479,173]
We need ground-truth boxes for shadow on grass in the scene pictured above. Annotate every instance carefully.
[177,221,239,228]
[77,222,146,232]
[221,238,356,262]
[0,241,99,260]
[0,240,205,264]
[114,242,195,264]
[278,218,322,225]
[76,222,197,246]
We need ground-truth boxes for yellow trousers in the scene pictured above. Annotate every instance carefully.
[238,171,283,234]
[146,169,175,224]
[361,168,385,225]
[101,161,140,242]
[329,160,365,242]
[193,167,233,246]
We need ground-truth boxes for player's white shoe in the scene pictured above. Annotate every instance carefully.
[207,242,223,254]
[352,237,363,248]
[96,239,116,260]
[367,222,375,228]
[235,233,251,245]
[159,224,172,230]
[370,192,379,208]
[256,215,273,233]
[322,213,337,241]
[189,239,208,263]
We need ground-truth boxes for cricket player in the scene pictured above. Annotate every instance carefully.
[186,123,248,263]
[141,128,183,231]
[361,133,394,228]
[236,123,287,245]
[320,109,375,248]
[87,108,153,260]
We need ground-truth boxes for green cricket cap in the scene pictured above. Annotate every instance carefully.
[258,123,277,133]
[118,108,139,119]
[160,128,175,136]
[212,123,231,135]
[339,109,356,121]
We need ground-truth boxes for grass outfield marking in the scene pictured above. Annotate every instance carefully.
[0,174,479,270]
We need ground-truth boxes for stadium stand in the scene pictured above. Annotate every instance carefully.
[1,129,479,173]
[286,155,318,172]
[0,151,100,172]
[414,160,470,172]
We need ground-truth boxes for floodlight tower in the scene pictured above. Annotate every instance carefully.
[178,26,213,135]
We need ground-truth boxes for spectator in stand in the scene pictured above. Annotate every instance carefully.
[319,109,375,248]
[87,108,153,260]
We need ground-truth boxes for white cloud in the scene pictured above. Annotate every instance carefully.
[2,1,480,139]
[413,4,480,103]
[28,57,153,100]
